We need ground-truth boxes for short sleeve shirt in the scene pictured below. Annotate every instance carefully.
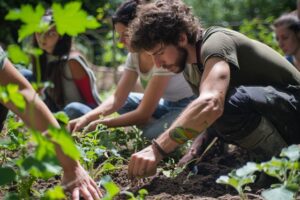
[184,26,300,96]
[124,53,194,101]
[124,53,173,88]
[0,46,6,70]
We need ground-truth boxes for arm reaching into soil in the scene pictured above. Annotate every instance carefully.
[68,69,138,132]
[128,57,230,178]
[0,56,102,199]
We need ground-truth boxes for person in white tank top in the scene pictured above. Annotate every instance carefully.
[68,0,195,139]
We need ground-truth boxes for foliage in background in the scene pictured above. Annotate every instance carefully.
[1,0,296,67]
[183,0,294,56]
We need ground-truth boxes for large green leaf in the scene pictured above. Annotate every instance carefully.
[41,186,65,200]
[7,84,26,111]
[48,127,80,161]
[100,175,120,200]
[0,167,16,186]
[5,4,48,41]
[280,145,300,161]
[262,186,295,200]
[7,44,29,65]
[54,111,69,125]
[52,2,100,36]
[236,162,260,177]
[22,156,61,179]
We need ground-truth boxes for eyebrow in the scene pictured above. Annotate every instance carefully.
[148,43,164,56]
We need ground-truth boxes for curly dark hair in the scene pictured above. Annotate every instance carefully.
[112,0,141,26]
[273,12,300,33]
[128,0,202,51]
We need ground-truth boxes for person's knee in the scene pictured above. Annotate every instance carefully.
[19,69,35,82]
[63,102,91,120]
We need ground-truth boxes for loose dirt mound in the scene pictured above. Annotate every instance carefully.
[111,144,266,199]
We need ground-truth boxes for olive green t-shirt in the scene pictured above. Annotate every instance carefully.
[184,26,300,96]
[0,46,6,70]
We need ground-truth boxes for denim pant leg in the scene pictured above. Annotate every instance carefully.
[19,68,36,82]
[63,102,93,120]
[142,108,183,139]
[212,86,300,145]
[142,96,196,139]
[117,92,144,114]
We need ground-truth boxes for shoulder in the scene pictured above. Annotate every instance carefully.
[67,51,88,79]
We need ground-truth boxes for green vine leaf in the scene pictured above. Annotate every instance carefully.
[52,2,100,36]
[7,84,26,111]
[7,44,29,65]
[5,4,49,41]
[48,127,80,161]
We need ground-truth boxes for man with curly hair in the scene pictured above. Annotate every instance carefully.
[127,0,300,178]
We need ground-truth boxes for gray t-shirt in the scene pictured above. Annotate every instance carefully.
[184,26,300,96]
[0,46,6,70]
[125,53,194,102]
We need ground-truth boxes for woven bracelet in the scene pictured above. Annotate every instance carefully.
[152,139,169,158]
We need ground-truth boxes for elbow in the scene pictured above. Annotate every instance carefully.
[135,109,153,124]
[193,93,224,121]
[204,95,224,119]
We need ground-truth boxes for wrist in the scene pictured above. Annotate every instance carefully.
[154,131,179,155]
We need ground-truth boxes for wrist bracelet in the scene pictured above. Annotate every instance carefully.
[152,139,169,158]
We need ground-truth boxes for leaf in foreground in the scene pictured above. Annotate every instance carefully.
[0,167,16,185]
[262,186,295,200]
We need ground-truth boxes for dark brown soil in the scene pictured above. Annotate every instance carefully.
[110,144,265,200]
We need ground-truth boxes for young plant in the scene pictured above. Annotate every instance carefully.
[216,162,259,200]
[217,145,300,200]
[100,175,148,200]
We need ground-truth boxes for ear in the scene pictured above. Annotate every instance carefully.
[178,33,188,47]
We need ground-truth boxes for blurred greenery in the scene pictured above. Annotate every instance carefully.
[0,0,297,67]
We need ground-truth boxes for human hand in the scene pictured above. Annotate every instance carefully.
[128,145,163,179]
[68,116,90,133]
[85,119,103,132]
[62,163,102,200]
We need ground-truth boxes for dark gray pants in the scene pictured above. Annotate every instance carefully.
[211,85,300,145]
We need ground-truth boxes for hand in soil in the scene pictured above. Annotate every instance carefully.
[62,164,102,200]
[68,115,90,133]
[128,145,163,179]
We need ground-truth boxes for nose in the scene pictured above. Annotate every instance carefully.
[153,56,162,68]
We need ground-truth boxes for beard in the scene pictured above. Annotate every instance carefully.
[175,46,188,73]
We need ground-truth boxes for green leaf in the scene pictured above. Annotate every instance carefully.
[52,2,100,36]
[31,130,56,160]
[7,84,26,111]
[5,4,48,41]
[7,44,29,65]
[100,175,120,200]
[101,162,116,172]
[54,111,69,125]
[48,127,80,161]
[280,145,300,161]
[42,186,65,200]
[236,162,259,177]
[22,156,61,179]
[216,175,239,189]
[262,186,295,200]
[138,188,149,199]
[0,167,16,185]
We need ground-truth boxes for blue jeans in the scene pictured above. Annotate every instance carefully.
[211,85,300,145]
[118,92,196,139]
[19,68,92,120]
